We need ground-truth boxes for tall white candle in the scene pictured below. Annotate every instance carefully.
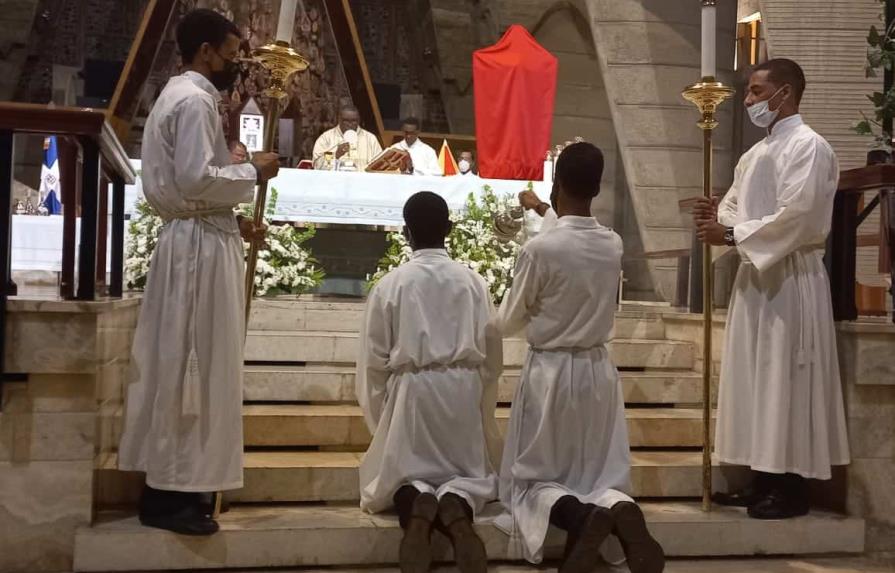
[701,1,717,79]
[276,0,298,44]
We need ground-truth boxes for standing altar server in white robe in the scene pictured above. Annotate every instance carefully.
[694,58,850,520]
[118,9,279,536]
[498,143,664,573]
[390,117,442,176]
[357,191,502,573]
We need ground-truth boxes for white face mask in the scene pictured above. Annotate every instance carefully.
[746,86,788,128]
[458,159,471,173]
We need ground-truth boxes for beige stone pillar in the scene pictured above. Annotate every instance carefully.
[0,298,139,571]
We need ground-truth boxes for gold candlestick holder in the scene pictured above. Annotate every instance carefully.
[681,77,734,512]
[243,41,309,328]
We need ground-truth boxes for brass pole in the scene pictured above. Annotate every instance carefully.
[244,101,281,324]
[701,122,714,513]
[682,78,734,512]
[242,41,309,331]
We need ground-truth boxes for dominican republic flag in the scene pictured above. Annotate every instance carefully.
[40,136,63,214]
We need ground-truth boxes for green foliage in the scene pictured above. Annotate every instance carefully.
[855,4,895,150]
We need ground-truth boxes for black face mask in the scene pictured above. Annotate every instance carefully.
[210,53,240,91]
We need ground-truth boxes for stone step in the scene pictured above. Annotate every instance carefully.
[72,503,865,571]
[96,448,747,507]
[244,331,694,370]
[232,450,738,502]
[248,299,667,340]
[242,405,713,448]
[244,365,715,404]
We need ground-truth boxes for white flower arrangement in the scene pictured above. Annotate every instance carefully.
[368,185,524,304]
[125,188,325,296]
[125,199,164,291]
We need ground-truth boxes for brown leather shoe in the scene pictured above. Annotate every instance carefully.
[438,493,487,573]
[399,492,438,573]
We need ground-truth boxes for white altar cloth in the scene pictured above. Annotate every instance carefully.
[264,170,550,226]
[11,215,111,272]
[120,164,549,227]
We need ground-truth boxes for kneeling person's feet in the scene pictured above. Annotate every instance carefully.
[747,490,809,520]
[139,504,219,536]
[399,492,438,573]
[611,501,665,573]
[560,507,614,573]
[438,493,487,573]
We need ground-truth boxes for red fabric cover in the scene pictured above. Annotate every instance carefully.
[473,25,557,181]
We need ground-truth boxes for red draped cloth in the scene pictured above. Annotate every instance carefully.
[473,25,558,180]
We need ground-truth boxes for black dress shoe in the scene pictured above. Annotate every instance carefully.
[399,492,438,573]
[438,494,487,573]
[711,485,766,508]
[747,490,809,520]
[139,504,220,536]
[560,507,614,573]
[611,502,665,573]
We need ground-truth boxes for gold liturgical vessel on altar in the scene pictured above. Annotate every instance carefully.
[681,0,735,512]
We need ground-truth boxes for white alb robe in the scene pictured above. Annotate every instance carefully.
[312,126,383,171]
[714,114,850,480]
[496,216,632,564]
[118,71,256,491]
[391,139,441,177]
[357,249,503,514]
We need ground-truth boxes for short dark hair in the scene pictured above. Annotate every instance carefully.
[401,117,421,129]
[403,191,450,245]
[176,9,241,63]
[752,58,806,104]
[555,142,604,200]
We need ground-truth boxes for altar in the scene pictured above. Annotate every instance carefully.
[256,169,549,295]
[262,169,550,226]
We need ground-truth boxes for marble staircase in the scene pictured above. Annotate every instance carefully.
[75,299,865,571]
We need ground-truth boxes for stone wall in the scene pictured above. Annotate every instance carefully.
[583,0,738,301]
[836,321,895,555]
[760,0,889,301]
[0,299,140,572]
[0,0,40,101]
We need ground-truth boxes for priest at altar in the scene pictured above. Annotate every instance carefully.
[312,104,383,171]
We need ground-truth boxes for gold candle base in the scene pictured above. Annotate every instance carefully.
[681,76,734,512]
[243,41,309,328]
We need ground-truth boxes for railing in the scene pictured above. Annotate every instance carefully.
[0,103,137,381]
[828,164,895,323]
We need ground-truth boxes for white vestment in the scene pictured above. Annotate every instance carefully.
[391,139,441,176]
[496,216,632,564]
[715,114,850,480]
[118,71,256,491]
[357,249,503,514]
[312,126,383,171]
